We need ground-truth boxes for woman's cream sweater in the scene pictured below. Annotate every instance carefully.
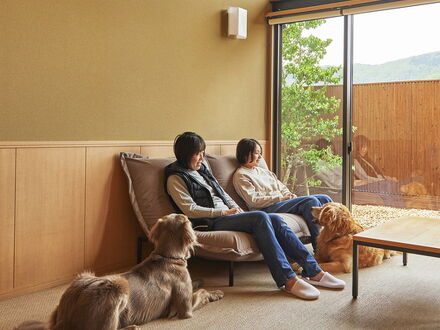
[233,166,292,210]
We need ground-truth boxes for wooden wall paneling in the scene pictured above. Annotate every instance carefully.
[85,146,143,273]
[0,149,15,293]
[219,141,269,164]
[140,142,266,160]
[219,143,238,156]
[15,148,86,288]
[140,145,174,158]
[205,144,221,155]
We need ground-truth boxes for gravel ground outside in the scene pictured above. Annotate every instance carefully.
[352,204,440,229]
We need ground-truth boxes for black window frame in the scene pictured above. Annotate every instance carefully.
[272,15,354,209]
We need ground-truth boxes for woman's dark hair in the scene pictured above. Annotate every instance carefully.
[236,138,262,165]
[173,132,206,168]
[352,134,384,177]
[353,134,372,154]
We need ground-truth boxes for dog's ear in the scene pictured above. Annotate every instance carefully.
[175,214,188,223]
[327,207,338,224]
[182,224,197,247]
[179,215,198,248]
[318,204,338,227]
[149,217,164,244]
[328,204,355,233]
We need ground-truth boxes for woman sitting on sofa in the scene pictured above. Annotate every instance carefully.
[233,138,332,250]
[165,132,345,300]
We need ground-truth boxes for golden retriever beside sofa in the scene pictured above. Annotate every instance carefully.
[312,202,396,273]
[15,214,223,330]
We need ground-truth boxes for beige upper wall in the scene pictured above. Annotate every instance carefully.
[0,0,269,141]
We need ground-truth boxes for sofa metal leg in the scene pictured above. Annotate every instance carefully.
[229,261,234,287]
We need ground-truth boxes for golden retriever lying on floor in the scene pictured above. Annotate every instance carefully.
[16,214,223,330]
[312,202,397,273]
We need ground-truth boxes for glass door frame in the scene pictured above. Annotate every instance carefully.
[272,15,354,209]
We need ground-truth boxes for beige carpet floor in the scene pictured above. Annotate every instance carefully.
[2,253,440,330]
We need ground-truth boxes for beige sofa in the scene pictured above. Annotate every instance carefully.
[120,153,311,285]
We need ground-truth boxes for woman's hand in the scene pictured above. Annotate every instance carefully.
[281,194,296,201]
[221,208,243,216]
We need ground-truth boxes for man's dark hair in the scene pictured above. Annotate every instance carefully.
[173,132,206,168]
[236,138,262,165]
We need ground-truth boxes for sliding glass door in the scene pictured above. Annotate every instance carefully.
[352,3,440,210]
[280,17,344,202]
[277,2,440,212]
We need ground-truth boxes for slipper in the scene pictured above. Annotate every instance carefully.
[283,278,320,300]
[303,272,345,289]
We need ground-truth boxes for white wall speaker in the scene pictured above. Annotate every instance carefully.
[227,7,247,39]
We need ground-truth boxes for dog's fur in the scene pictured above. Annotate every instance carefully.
[312,202,397,273]
[400,181,428,196]
[15,213,223,330]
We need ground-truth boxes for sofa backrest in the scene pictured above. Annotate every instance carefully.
[120,153,175,234]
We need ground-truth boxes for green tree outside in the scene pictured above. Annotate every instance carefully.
[281,20,342,195]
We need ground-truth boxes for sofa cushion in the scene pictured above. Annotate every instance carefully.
[195,230,263,261]
[120,152,176,234]
[278,213,311,241]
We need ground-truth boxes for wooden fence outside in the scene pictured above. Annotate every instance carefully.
[325,80,440,199]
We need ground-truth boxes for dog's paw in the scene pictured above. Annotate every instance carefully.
[209,290,224,301]
[192,279,204,290]
[179,311,193,319]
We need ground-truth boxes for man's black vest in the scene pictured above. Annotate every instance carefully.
[164,161,230,230]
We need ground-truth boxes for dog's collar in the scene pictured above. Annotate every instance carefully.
[158,254,189,261]
[151,254,189,264]
[326,233,353,244]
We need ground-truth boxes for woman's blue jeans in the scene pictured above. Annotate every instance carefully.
[261,194,333,249]
[211,211,321,287]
